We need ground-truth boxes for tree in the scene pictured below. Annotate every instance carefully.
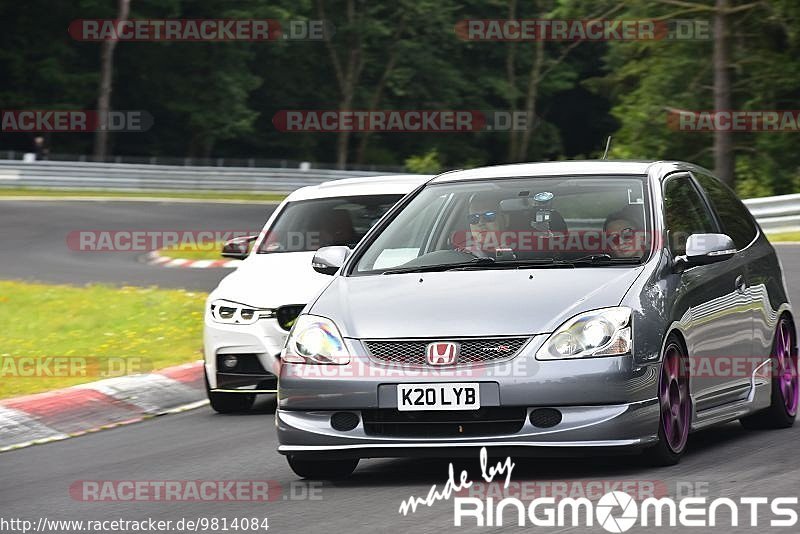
[93,0,130,160]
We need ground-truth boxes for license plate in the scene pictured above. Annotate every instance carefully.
[396,383,480,411]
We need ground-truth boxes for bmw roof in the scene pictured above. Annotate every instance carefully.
[286,174,431,201]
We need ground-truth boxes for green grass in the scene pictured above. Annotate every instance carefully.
[0,281,207,399]
[0,187,286,202]
[767,231,800,242]
[158,241,228,261]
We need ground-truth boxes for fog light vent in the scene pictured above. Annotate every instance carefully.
[529,408,562,428]
[331,412,360,431]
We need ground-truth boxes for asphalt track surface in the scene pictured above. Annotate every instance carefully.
[3,199,800,533]
[0,199,277,290]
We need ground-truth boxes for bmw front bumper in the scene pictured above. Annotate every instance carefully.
[204,314,288,393]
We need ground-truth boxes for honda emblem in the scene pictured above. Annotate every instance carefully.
[425,342,459,365]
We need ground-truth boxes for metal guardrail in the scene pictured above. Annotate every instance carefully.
[0,151,406,172]
[1,160,798,233]
[743,194,800,234]
[0,160,401,193]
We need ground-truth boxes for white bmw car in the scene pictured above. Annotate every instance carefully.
[203,174,429,412]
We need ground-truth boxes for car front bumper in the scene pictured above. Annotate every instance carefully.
[276,336,662,457]
[276,400,660,458]
[204,314,288,393]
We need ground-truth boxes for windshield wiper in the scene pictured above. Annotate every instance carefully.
[453,255,643,270]
[565,254,643,265]
[381,256,495,275]
[380,254,642,274]
[450,258,573,270]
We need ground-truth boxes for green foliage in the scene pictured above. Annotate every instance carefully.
[405,148,443,174]
[735,157,776,198]
[597,0,800,193]
[0,0,798,194]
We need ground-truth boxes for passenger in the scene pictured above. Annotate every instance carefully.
[604,206,645,258]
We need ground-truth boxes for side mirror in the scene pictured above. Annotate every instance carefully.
[677,233,736,269]
[312,246,351,275]
[221,235,258,260]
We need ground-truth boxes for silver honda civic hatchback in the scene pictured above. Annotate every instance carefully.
[277,161,797,479]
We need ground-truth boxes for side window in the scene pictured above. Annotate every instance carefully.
[663,175,716,256]
[693,172,758,250]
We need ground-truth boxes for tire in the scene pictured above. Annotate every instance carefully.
[287,455,358,480]
[740,315,797,430]
[205,372,255,413]
[644,335,691,466]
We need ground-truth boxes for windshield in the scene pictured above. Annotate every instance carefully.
[257,194,403,253]
[352,176,650,274]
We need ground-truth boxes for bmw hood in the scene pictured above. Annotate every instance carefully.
[309,267,644,338]
[210,252,332,309]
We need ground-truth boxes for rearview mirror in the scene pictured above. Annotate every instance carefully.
[312,246,351,275]
[678,233,736,268]
[221,235,258,260]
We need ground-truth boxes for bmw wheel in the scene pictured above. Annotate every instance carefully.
[205,371,255,413]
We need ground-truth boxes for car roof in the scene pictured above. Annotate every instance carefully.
[286,174,432,201]
[430,160,701,183]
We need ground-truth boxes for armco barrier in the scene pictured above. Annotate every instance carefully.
[743,194,800,234]
[0,160,398,193]
[1,160,798,233]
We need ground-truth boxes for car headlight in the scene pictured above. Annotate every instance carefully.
[536,307,632,360]
[209,299,275,325]
[282,314,350,365]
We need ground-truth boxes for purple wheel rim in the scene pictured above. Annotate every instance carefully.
[659,344,690,453]
[776,318,798,417]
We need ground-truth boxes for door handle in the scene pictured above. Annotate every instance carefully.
[735,275,747,294]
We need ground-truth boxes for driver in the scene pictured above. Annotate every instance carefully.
[464,194,509,257]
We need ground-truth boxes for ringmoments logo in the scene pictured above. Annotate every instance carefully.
[453,490,799,529]
[397,448,799,530]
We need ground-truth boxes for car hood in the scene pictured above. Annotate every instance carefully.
[309,267,644,338]
[210,252,332,308]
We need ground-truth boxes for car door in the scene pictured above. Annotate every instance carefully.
[692,170,765,368]
[663,173,753,411]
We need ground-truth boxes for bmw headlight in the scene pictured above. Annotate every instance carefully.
[209,299,275,325]
[536,307,632,360]
[282,315,350,365]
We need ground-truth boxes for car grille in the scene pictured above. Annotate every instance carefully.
[363,337,529,366]
[362,407,527,438]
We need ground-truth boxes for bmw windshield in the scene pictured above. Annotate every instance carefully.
[352,176,651,274]
[257,195,402,253]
